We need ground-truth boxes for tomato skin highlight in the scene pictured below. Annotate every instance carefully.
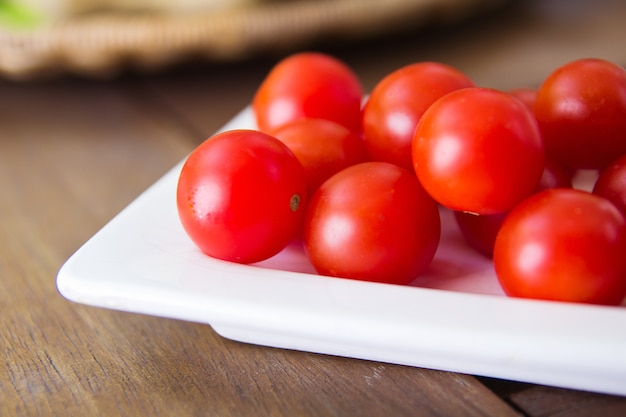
[253,52,363,133]
[179,53,626,306]
[534,58,626,170]
[176,130,307,264]
[494,188,626,306]
[413,87,544,214]
[304,162,440,285]
[362,62,474,171]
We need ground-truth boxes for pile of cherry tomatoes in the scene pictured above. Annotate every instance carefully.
[176,52,626,306]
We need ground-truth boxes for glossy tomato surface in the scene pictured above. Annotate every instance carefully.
[454,155,572,257]
[268,118,368,195]
[413,87,544,214]
[304,162,440,285]
[534,58,626,170]
[253,52,363,133]
[494,188,626,305]
[362,62,474,171]
[177,130,307,264]
[454,156,573,257]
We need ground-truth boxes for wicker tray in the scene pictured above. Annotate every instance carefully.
[0,0,505,79]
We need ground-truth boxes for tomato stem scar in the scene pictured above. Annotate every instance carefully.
[290,194,301,212]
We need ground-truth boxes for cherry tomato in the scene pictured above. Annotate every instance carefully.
[268,118,368,195]
[454,210,507,258]
[253,52,363,133]
[362,62,474,171]
[539,158,574,190]
[593,153,626,218]
[534,58,626,170]
[454,157,572,257]
[177,130,307,264]
[508,87,538,110]
[304,162,440,285]
[494,188,626,305]
[413,87,544,214]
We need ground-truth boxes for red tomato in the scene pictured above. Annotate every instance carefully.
[494,188,626,305]
[508,87,538,110]
[539,158,574,190]
[268,118,368,195]
[362,62,474,171]
[413,87,544,214]
[177,130,307,264]
[454,158,572,257]
[304,162,440,285]
[534,58,626,170]
[253,52,363,133]
[454,211,508,258]
[593,153,626,218]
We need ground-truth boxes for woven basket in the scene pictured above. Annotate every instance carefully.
[0,0,505,79]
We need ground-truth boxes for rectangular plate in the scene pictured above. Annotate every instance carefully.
[57,107,626,396]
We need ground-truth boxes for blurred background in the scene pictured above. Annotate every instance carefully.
[1,0,625,90]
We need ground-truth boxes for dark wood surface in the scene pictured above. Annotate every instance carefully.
[2,1,626,415]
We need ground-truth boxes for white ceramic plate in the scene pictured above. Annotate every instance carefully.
[57,107,626,396]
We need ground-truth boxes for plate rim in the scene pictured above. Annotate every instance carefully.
[56,106,626,396]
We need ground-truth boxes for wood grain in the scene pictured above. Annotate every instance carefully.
[2,0,626,416]
[0,78,518,416]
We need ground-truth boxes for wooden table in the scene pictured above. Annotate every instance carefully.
[2,0,626,415]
